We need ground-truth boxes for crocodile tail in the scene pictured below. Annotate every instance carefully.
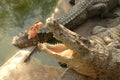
[56,0,94,29]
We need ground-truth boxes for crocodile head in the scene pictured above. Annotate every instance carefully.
[38,17,97,78]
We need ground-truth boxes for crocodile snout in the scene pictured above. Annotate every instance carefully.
[46,17,58,31]
[46,17,54,26]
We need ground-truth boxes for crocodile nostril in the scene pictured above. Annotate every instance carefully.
[46,18,52,22]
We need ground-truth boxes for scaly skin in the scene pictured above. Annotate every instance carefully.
[12,0,119,48]
[12,28,53,48]
[38,18,120,79]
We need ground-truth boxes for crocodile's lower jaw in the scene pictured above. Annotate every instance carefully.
[38,43,75,59]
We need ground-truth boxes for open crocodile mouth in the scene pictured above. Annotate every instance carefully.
[38,42,97,78]
[38,42,75,59]
[38,17,98,78]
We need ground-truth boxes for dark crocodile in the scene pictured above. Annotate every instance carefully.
[12,0,119,48]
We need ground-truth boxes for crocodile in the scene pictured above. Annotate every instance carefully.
[12,0,119,48]
[38,17,120,80]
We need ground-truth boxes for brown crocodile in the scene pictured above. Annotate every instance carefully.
[12,0,119,48]
[38,17,120,80]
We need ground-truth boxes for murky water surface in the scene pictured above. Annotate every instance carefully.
[0,0,60,67]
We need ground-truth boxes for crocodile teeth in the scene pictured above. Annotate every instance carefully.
[54,43,65,46]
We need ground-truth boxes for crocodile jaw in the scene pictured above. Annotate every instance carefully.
[46,17,91,56]
[38,43,75,59]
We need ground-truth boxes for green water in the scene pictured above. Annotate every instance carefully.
[0,0,60,67]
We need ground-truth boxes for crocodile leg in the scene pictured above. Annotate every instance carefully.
[88,3,108,17]
[88,3,119,19]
